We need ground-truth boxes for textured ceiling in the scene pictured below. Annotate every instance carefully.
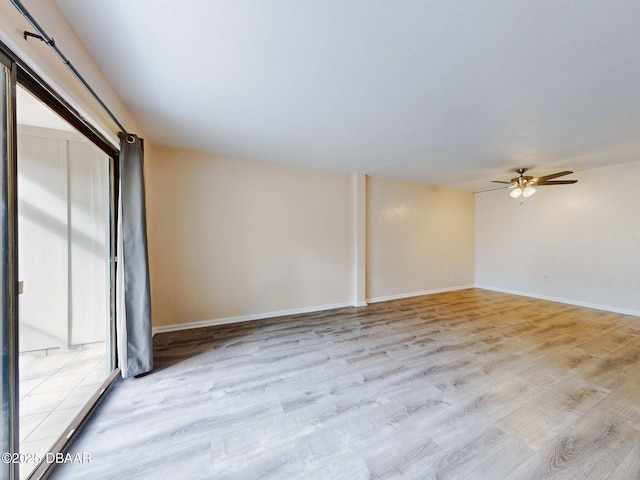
[55,0,640,191]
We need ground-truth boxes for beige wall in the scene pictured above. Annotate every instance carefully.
[146,148,477,329]
[146,145,355,327]
[475,160,640,315]
[366,177,475,301]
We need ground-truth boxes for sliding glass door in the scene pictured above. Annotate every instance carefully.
[1,44,117,480]
[17,85,114,479]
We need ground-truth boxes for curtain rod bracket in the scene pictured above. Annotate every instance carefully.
[23,31,46,43]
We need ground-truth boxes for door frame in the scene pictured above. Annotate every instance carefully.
[1,47,19,480]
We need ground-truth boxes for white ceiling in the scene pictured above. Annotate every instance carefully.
[54,0,640,191]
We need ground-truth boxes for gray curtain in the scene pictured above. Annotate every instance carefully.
[116,133,152,378]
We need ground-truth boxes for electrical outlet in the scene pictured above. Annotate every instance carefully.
[259,285,266,294]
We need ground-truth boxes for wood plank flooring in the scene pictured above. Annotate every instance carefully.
[49,289,640,479]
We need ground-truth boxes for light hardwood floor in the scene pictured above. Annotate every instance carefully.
[49,289,640,479]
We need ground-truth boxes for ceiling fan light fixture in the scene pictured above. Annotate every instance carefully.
[489,168,577,199]
[509,187,522,198]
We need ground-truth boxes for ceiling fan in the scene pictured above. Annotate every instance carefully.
[488,168,578,198]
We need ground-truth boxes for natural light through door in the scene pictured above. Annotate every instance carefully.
[16,85,112,480]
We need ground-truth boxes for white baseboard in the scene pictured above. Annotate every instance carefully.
[151,287,474,335]
[154,283,639,336]
[366,285,475,304]
[153,300,363,335]
[475,285,640,318]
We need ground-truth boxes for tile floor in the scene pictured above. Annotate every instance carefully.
[18,343,109,479]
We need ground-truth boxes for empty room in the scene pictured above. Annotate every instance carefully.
[0,1,639,479]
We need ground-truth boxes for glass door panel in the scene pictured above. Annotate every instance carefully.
[16,85,112,479]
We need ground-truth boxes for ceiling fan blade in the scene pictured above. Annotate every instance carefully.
[491,181,512,184]
[534,171,573,182]
[536,180,578,185]
[474,186,511,194]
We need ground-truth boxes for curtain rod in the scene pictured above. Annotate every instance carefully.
[11,0,129,135]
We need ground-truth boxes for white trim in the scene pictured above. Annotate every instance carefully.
[352,173,367,306]
[476,285,640,318]
[153,284,639,336]
[152,301,359,335]
[366,285,475,304]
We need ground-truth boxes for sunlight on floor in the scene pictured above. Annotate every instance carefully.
[19,343,107,480]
